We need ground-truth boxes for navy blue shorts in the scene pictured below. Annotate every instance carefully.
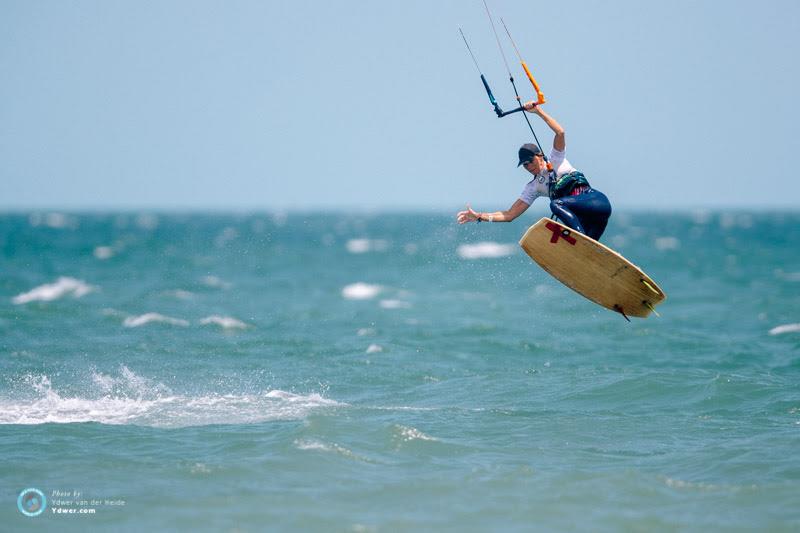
[549,188,612,241]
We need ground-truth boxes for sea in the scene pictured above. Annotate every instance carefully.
[1,210,798,532]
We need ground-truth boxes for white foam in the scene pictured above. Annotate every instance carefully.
[691,210,712,225]
[264,390,340,406]
[295,439,332,451]
[769,323,800,335]
[394,424,437,442]
[346,239,371,254]
[295,439,350,455]
[201,275,232,289]
[366,344,383,354]
[93,246,114,260]
[190,463,212,474]
[718,213,754,230]
[0,371,344,428]
[3,373,167,425]
[214,227,239,248]
[29,212,77,229]
[123,313,190,328]
[457,242,515,259]
[342,282,382,300]
[199,315,248,330]
[135,213,159,230]
[346,239,389,254]
[655,236,680,251]
[664,477,719,491]
[293,439,371,462]
[12,277,95,305]
[379,299,411,309]
[91,371,116,393]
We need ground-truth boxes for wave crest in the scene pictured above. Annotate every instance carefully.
[0,368,343,428]
[12,277,95,305]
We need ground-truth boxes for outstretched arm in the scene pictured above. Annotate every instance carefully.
[523,102,565,152]
[457,199,530,224]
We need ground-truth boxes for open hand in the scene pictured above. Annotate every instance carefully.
[456,205,480,224]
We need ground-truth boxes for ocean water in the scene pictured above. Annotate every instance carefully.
[1,211,798,531]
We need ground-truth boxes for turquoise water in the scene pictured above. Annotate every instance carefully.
[1,211,799,531]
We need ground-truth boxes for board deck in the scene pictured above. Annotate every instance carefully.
[519,218,666,318]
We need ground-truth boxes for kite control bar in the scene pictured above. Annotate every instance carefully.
[459,28,531,118]
[460,1,549,163]
[458,0,553,175]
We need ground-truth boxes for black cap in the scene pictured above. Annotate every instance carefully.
[517,143,542,167]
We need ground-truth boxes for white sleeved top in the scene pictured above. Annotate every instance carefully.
[518,148,576,205]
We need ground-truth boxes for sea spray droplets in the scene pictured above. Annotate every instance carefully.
[5,372,169,425]
[91,370,116,394]
[0,370,344,427]
[12,277,95,304]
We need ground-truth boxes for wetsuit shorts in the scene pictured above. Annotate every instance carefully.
[549,188,612,241]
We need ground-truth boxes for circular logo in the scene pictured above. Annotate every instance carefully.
[17,488,46,517]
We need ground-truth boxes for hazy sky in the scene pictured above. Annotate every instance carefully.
[1,0,799,211]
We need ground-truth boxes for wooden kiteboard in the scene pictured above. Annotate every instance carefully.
[519,218,666,319]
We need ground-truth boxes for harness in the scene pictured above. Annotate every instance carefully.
[549,171,591,199]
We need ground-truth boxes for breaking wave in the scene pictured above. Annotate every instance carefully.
[0,368,343,428]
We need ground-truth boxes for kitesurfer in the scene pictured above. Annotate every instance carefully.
[456,103,611,241]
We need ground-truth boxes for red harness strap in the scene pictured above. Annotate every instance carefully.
[568,185,590,196]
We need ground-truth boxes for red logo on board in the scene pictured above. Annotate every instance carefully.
[545,222,576,245]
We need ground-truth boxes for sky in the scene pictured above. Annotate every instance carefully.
[1,0,799,211]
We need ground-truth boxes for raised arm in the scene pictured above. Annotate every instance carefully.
[457,199,530,224]
[523,102,565,152]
